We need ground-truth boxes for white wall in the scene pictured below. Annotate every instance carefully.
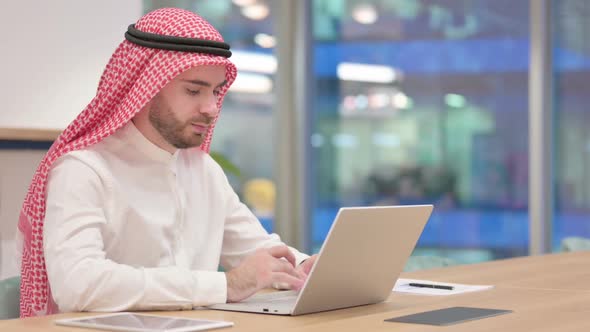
[0,1,142,278]
[0,0,142,129]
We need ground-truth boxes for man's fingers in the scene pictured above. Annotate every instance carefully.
[271,272,305,291]
[267,245,297,267]
[274,259,306,279]
[297,262,312,276]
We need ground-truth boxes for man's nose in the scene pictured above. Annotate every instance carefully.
[200,94,219,117]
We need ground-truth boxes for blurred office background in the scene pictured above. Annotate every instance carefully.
[0,0,589,277]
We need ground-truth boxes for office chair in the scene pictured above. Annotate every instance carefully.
[0,276,20,319]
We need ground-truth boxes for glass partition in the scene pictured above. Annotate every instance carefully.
[310,0,530,263]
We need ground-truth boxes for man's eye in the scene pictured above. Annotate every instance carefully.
[213,90,221,96]
[186,89,200,96]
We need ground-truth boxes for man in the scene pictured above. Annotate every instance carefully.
[16,8,316,317]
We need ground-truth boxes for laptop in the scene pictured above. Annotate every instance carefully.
[209,204,433,316]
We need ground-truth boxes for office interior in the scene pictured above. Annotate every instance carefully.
[1,0,589,281]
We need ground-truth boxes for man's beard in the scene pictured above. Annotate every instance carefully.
[148,96,211,149]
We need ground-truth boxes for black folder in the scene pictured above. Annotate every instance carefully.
[385,306,512,326]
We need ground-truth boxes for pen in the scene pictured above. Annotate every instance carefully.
[408,282,454,290]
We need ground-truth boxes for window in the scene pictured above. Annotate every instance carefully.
[310,0,530,263]
[553,0,590,249]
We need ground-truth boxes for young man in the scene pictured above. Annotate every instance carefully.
[16,8,316,317]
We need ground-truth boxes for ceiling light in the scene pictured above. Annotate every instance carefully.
[231,50,277,74]
[337,62,397,83]
[229,73,273,94]
[392,92,413,109]
[232,0,257,7]
[352,4,378,25]
[445,93,466,108]
[241,4,270,20]
[254,33,276,48]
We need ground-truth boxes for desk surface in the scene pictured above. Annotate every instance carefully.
[2,251,590,331]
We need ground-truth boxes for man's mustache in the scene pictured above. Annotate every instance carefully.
[188,116,213,125]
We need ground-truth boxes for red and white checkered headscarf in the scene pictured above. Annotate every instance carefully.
[16,8,237,317]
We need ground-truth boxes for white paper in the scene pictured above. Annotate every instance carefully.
[393,278,493,296]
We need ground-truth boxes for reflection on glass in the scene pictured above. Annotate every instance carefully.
[311,0,530,263]
[553,0,590,250]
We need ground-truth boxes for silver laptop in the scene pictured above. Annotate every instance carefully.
[209,205,433,316]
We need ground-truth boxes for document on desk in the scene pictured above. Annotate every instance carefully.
[394,278,493,296]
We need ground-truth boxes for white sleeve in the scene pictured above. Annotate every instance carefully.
[218,175,309,270]
[43,156,227,313]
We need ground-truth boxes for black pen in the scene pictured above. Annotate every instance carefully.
[408,282,454,290]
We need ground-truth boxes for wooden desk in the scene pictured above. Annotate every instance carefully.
[409,250,590,291]
[0,128,60,141]
[2,251,589,331]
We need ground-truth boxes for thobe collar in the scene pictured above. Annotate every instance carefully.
[121,121,180,171]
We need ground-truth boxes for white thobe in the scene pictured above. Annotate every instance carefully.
[43,122,307,312]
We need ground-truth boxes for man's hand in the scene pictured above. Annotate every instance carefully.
[225,246,307,303]
[272,254,319,290]
[296,254,318,276]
